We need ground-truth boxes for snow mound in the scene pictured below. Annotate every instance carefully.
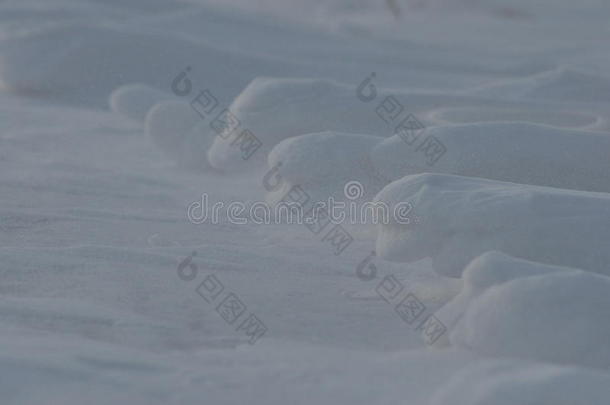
[374,173,610,276]
[207,77,389,172]
[0,23,182,96]
[109,84,169,123]
[430,359,610,405]
[430,252,575,347]
[452,270,610,368]
[144,100,213,169]
[0,22,282,101]
[371,122,610,193]
[264,131,384,205]
[473,68,610,104]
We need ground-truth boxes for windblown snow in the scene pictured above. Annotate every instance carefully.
[1,0,610,404]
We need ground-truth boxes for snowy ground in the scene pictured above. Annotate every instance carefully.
[1,0,610,404]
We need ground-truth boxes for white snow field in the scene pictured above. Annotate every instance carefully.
[1,0,610,404]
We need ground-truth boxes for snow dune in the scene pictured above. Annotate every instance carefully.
[431,252,610,369]
[109,84,169,123]
[0,20,294,104]
[261,121,610,214]
[145,100,214,170]
[265,131,383,205]
[429,252,569,346]
[374,173,610,276]
[2,0,610,403]
[453,268,610,368]
[115,69,610,172]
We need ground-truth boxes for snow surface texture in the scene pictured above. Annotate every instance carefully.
[2,0,610,403]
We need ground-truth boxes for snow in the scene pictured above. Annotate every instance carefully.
[1,0,610,403]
